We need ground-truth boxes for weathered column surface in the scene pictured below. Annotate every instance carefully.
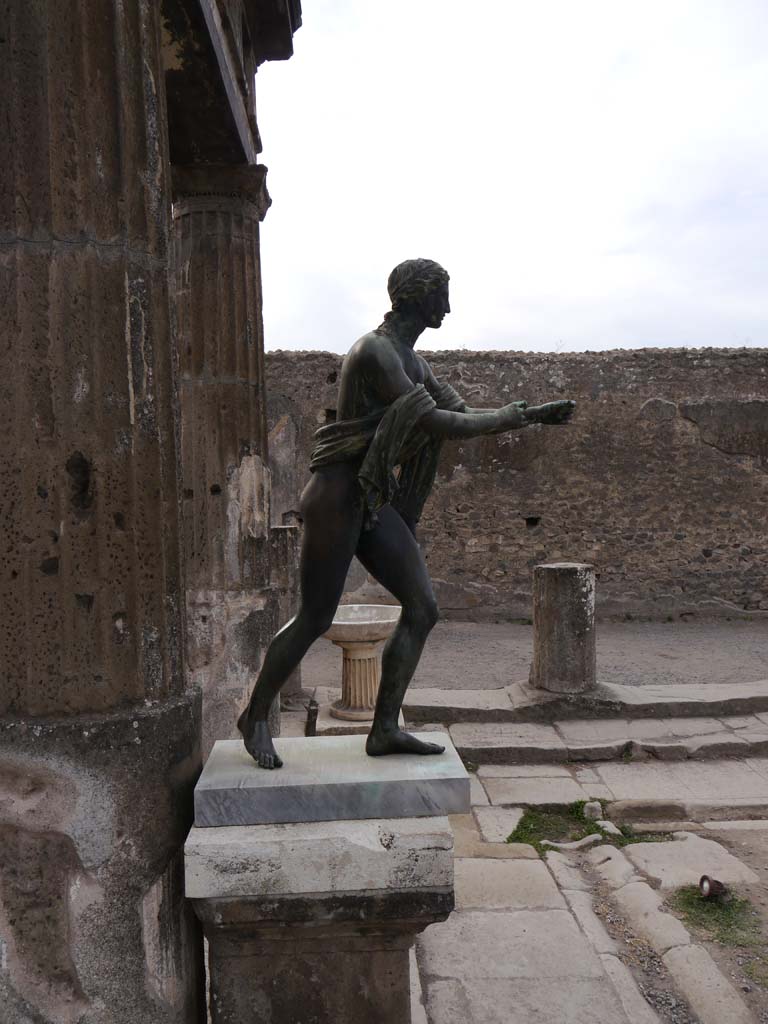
[529,562,597,693]
[187,733,466,1023]
[0,4,202,1022]
[171,164,297,754]
[330,640,382,721]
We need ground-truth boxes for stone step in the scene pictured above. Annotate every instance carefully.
[448,713,768,765]
[405,678,768,725]
[468,758,768,823]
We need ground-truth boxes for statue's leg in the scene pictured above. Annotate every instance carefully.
[239,465,363,767]
[356,505,445,758]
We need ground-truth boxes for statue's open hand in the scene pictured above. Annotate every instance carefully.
[525,400,576,425]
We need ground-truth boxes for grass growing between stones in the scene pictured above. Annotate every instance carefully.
[669,887,763,948]
[506,802,670,855]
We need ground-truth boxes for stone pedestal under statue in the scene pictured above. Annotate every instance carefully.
[186,734,467,1023]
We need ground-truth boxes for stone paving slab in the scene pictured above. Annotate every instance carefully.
[449,814,537,860]
[477,764,572,778]
[450,722,567,763]
[473,806,524,843]
[545,851,592,892]
[469,774,489,806]
[702,818,768,830]
[423,977,631,1024]
[418,909,606,981]
[596,758,768,802]
[484,775,587,807]
[455,858,566,910]
[452,715,768,764]
[405,676,768,727]
[623,832,760,889]
[405,687,513,723]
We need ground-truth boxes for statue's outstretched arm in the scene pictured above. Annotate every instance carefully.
[419,400,575,440]
[416,356,574,439]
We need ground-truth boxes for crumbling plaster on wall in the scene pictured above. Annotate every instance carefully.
[0,695,204,1023]
[265,347,768,621]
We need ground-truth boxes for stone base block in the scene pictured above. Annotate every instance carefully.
[194,733,469,826]
[186,815,454,1024]
[0,692,204,1024]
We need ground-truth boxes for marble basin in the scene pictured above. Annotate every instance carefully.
[324,604,401,644]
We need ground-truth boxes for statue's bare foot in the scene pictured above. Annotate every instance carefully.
[366,725,445,758]
[237,711,283,769]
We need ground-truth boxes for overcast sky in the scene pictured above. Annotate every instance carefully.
[256,1,768,354]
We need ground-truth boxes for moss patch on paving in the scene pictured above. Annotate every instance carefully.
[669,886,764,948]
[506,802,669,856]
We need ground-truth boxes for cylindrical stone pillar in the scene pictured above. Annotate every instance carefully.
[529,563,597,693]
[331,640,382,721]
[171,165,295,754]
[0,4,203,1021]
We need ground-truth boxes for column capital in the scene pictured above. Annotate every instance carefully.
[171,163,271,220]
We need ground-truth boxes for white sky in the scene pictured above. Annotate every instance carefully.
[256,0,768,353]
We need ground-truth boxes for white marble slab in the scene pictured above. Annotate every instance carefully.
[194,733,470,826]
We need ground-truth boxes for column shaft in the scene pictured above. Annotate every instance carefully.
[0,4,203,1021]
[0,0,183,715]
[171,166,295,754]
[529,562,597,693]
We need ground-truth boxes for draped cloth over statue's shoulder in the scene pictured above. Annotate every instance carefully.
[309,380,465,529]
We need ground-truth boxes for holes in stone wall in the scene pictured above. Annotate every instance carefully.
[210,484,222,495]
[324,409,337,424]
[327,371,338,384]
[40,557,59,575]
[75,593,94,612]
[525,516,541,529]
[66,451,94,514]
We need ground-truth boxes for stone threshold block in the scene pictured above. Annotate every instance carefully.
[186,816,454,1024]
[405,678,768,726]
[194,733,469,826]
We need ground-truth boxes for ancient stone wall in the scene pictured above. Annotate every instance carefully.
[266,348,768,620]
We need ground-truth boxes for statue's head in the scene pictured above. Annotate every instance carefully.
[387,259,450,328]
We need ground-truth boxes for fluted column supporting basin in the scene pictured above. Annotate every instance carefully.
[324,605,401,721]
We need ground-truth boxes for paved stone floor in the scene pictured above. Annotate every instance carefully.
[302,619,768,692]
[412,762,768,1024]
[466,757,768,814]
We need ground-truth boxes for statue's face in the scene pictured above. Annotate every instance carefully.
[420,281,451,329]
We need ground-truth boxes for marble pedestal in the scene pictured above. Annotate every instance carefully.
[186,736,467,1024]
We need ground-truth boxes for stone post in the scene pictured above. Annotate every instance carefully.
[171,164,296,755]
[0,3,203,1021]
[529,563,597,693]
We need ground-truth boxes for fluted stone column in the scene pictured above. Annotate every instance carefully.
[0,4,203,1022]
[171,165,298,755]
[331,641,381,721]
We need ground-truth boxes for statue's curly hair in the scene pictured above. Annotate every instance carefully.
[387,259,449,310]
